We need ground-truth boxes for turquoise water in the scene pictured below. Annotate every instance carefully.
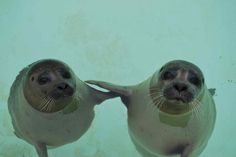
[0,0,235,156]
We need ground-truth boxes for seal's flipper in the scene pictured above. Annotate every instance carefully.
[34,142,48,157]
[90,88,119,105]
[86,80,132,108]
[208,88,216,96]
[85,80,132,96]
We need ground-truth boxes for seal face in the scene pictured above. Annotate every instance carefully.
[150,60,205,114]
[23,60,76,113]
[86,60,216,157]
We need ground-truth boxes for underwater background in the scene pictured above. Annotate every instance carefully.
[0,0,235,156]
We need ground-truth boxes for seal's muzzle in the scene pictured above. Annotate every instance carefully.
[51,82,74,100]
[163,82,194,103]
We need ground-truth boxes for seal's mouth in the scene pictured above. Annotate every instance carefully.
[174,96,186,103]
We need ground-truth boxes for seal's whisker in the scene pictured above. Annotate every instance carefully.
[147,96,162,113]
[154,98,162,108]
[48,96,55,112]
[195,99,204,109]
[158,98,165,109]
[151,97,160,104]
[189,102,198,120]
[194,99,203,118]
[41,96,51,111]
[39,97,47,108]
[155,98,164,110]
[149,94,162,101]
[150,92,163,98]
[153,96,165,112]
[41,101,48,111]
[46,100,50,111]
[158,98,165,111]
[191,100,202,121]
[49,98,55,112]
[152,95,164,102]
[46,98,53,112]
[149,90,162,94]
[146,91,162,105]
[147,99,158,112]
[39,97,48,110]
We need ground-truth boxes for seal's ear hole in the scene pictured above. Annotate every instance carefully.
[31,77,35,81]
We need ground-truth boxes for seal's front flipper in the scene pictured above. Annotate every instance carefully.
[208,88,216,96]
[90,88,119,105]
[85,80,132,96]
[34,142,48,157]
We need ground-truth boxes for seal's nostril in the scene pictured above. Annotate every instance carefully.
[174,83,188,92]
[57,83,68,90]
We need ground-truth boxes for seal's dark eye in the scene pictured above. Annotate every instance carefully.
[188,71,201,86]
[162,70,177,80]
[189,76,200,86]
[38,77,50,85]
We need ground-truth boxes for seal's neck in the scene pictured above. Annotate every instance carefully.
[158,110,191,127]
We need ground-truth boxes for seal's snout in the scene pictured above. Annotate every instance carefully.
[163,82,193,103]
[57,82,74,96]
[57,82,69,91]
[51,83,74,99]
[173,83,188,93]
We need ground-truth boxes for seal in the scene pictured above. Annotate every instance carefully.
[86,60,216,157]
[8,59,116,157]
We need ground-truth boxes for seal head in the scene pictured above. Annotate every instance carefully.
[23,59,76,113]
[150,60,205,114]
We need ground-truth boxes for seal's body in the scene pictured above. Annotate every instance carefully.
[8,59,115,157]
[86,60,216,157]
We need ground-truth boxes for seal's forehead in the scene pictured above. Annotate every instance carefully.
[28,59,70,75]
[161,60,204,76]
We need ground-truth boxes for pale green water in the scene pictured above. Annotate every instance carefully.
[0,0,235,157]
